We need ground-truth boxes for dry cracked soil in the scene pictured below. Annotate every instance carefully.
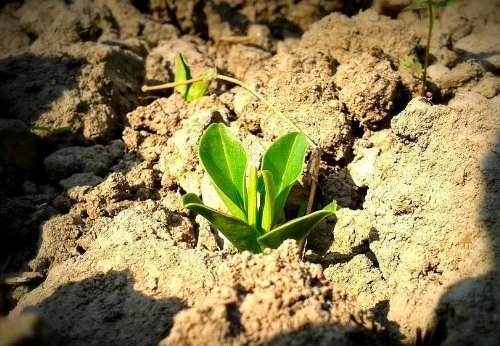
[1,0,500,345]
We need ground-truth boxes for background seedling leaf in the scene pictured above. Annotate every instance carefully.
[186,68,213,102]
[199,123,248,221]
[262,132,306,225]
[174,53,191,99]
[30,126,51,132]
[257,201,337,249]
[53,126,72,134]
[400,57,423,75]
[182,194,261,253]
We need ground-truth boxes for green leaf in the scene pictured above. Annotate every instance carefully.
[182,194,261,253]
[260,170,275,233]
[247,166,258,230]
[297,202,307,218]
[53,126,72,134]
[30,126,51,132]
[174,53,191,99]
[257,201,337,249]
[400,57,423,75]
[199,123,248,221]
[186,68,213,103]
[262,132,307,225]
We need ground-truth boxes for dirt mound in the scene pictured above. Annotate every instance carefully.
[318,92,500,343]
[0,42,144,144]
[161,241,380,346]
[9,209,222,346]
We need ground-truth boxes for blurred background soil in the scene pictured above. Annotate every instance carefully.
[1,0,499,345]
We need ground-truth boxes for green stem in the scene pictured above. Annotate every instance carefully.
[422,0,434,96]
[142,74,318,148]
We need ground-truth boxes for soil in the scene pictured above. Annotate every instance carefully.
[1,1,499,346]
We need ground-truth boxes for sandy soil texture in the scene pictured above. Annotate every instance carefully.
[1,0,500,345]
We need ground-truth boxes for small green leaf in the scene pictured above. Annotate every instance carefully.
[30,126,51,132]
[262,132,307,225]
[257,201,337,249]
[199,123,248,221]
[247,166,258,230]
[182,193,261,253]
[186,68,214,103]
[174,53,191,99]
[53,126,72,134]
[400,57,423,75]
[260,170,275,233]
[297,202,307,218]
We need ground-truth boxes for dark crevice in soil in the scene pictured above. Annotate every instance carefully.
[76,245,86,255]
[164,4,182,30]
[193,1,209,40]
[226,303,244,337]
[369,300,405,346]
[352,186,368,210]
[25,30,38,45]
[393,81,414,117]
[351,118,366,139]
[131,0,149,14]
[0,0,20,10]
[340,0,373,17]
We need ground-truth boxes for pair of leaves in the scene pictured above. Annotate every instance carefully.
[182,123,337,253]
[182,193,336,252]
[404,0,465,11]
[174,53,212,103]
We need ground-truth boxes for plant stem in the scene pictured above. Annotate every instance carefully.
[142,75,318,148]
[298,146,322,258]
[422,0,434,96]
[141,77,206,91]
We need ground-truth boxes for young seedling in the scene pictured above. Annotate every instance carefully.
[400,56,423,78]
[403,0,465,95]
[142,53,316,148]
[181,123,336,254]
[142,55,325,253]
[173,53,213,103]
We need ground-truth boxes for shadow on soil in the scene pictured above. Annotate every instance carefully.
[419,131,500,346]
[0,53,85,124]
[0,51,146,273]
[17,269,186,346]
[0,53,86,269]
[264,319,398,346]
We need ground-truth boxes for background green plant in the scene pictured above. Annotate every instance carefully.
[174,53,212,102]
[403,0,465,95]
[182,123,336,253]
